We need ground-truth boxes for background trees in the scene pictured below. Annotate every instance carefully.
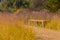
[44,0,60,12]
[0,0,30,12]
[0,0,60,12]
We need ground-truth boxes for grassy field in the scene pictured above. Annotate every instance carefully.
[0,13,35,40]
[0,23,35,40]
[45,16,60,30]
[0,11,60,40]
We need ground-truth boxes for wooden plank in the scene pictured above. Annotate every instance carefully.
[29,19,48,22]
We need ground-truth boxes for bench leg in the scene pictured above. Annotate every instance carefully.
[34,22,37,27]
[42,21,44,27]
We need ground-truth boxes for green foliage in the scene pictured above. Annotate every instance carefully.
[45,0,60,12]
[29,0,45,11]
[1,0,60,12]
[0,0,30,12]
[0,0,46,12]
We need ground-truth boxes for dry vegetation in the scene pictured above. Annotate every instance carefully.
[0,13,35,40]
[0,10,60,40]
[45,15,60,30]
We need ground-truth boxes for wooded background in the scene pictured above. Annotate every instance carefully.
[0,0,60,12]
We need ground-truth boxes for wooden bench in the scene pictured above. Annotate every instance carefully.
[28,19,48,27]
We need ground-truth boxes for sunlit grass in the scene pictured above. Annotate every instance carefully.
[0,20,35,40]
[45,16,60,30]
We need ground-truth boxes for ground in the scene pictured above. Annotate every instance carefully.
[33,27,60,40]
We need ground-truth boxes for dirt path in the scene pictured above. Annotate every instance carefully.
[33,27,60,40]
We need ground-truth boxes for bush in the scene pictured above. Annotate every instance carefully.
[0,0,30,12]
[44,0,60,12]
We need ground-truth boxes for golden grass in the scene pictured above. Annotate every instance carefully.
[0,19,35,40]
[45,16,60,30]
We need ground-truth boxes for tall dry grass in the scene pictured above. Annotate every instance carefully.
[45,15,60,30]
[0,13,35,40]
[0,22,35,40]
